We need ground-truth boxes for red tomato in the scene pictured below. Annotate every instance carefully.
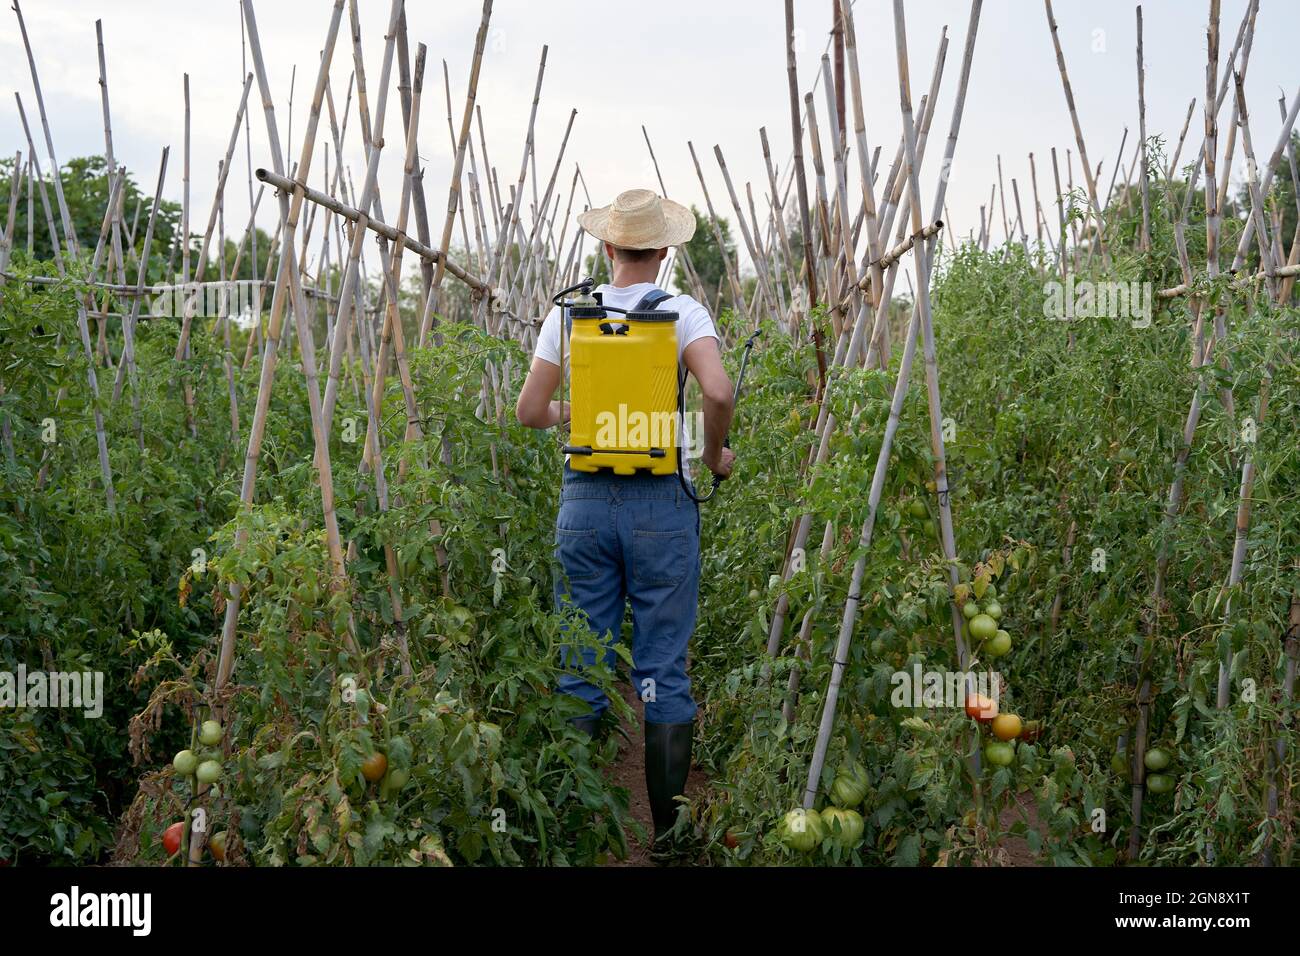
[162,821,185,856]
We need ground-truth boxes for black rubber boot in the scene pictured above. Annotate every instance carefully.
[645,721,693,846]
[571,715,601,739]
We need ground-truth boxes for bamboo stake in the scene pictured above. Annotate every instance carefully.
[490,46,546,296]
[110,151,171,422]
[13,94,64,275]
[1212,68,1280,711]
[1263,577,1299,865]
[12,0,80,261]
[214,0,351,708]
[716,143,779,318]
[1043,0,1108,266]
[785,0,820,321]
[419,0,492,347]
[395,10,435,307]
[804,0,979,807]
[1136,6,1151,252]
[687,141,745,309]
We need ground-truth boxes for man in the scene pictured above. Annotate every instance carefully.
[515,188,735,847]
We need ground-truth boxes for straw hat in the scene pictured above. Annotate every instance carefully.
[578,188,696,249]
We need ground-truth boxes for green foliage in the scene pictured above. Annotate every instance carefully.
[673,205,737,308]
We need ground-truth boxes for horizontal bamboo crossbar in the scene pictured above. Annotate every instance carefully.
[1156,262,1300,299]
[835,219,945,312]
[1,269,348,309]
[255,167,493,300]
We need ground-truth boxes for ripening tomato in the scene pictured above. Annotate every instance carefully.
[361,752,389,783]
[991,714,1023,742]
[208,830,227,862]
[1018,720,1043,743]
[965,693,998,722]
[162,821,185,856]
[723,830,739,849]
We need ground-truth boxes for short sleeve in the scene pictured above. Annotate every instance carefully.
[534,305,562,366]
[674,296,717,356]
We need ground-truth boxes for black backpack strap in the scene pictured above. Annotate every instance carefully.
[631,287,673,312]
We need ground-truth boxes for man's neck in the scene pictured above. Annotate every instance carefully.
[609,264,660,288]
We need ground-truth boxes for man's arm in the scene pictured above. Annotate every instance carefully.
[514,355,568,429]
[683,336,735,477]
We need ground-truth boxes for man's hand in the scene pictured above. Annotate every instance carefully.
[703,445,736,478]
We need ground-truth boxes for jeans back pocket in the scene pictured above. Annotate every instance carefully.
[631,528,690,588]
[555,527,601,583]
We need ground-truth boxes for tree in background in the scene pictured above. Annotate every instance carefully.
[0,155,182,273]
[674,205,736,310]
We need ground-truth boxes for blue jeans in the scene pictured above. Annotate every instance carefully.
[554,464,700,724]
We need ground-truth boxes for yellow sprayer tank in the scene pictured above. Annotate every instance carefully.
[564,298,680,475]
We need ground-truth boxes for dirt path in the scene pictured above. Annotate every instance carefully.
[997,789,1045,866]
[604,683,709,867]
[598,682,1041,867]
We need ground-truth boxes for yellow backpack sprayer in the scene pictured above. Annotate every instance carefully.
[553,277,760,503]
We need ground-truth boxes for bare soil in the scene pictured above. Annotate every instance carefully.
[603,682,709,867]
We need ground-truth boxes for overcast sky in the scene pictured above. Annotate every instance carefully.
[2,0,1297,284]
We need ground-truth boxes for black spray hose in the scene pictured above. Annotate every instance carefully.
[677,328,762,505]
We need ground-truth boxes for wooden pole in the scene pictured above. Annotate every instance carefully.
[1043,0,1109,266]
[419,0,493,347]
[1136,5,1151,253]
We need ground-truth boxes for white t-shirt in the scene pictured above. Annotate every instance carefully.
[534,282,717,377]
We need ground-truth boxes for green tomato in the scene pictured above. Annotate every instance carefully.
[907,499,928,519]
[195,759,223,785]
[778,808,824,853]
[198,720,223,747]
[383,768,410,795]
[1146,773,1174,795]
[968,614,998,642]
[1144,748,1171,772]
[983,601,1003,621]
[1110,752,1130,779]
[172,749,198,777]
[962,601,981,621]
[830,769,868,809]
[820,806,864,848]
[985,630,1012,657]
[985,741,1015,768]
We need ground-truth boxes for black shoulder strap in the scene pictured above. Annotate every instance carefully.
[632,287,673,312]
